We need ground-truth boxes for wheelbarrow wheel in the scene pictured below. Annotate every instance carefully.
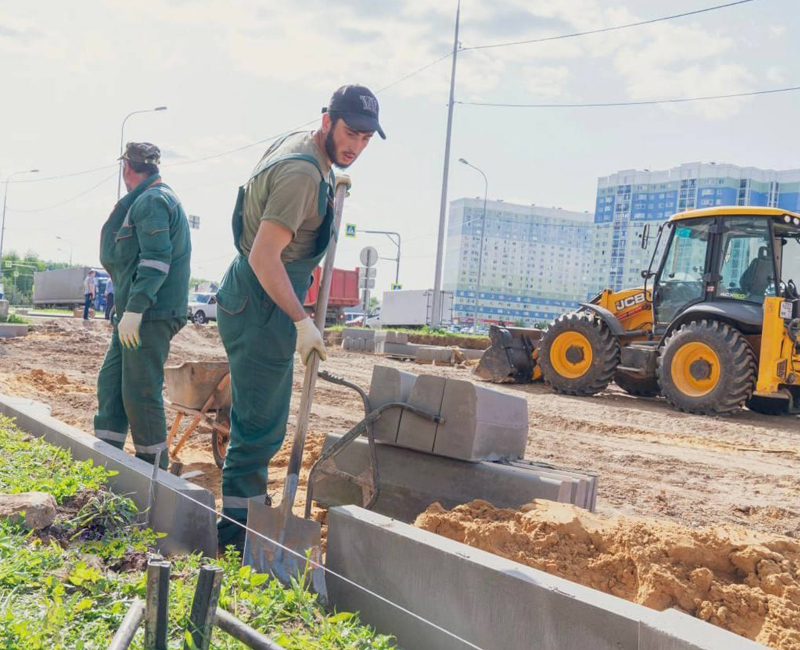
[212,408,231,469]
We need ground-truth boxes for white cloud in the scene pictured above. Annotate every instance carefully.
[770,25,787,38]
[520,65,570,97]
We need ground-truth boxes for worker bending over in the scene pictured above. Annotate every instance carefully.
[217,85,385,549]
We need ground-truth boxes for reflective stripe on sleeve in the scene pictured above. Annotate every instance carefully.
[139,259,170,273]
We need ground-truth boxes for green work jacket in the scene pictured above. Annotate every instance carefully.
[100,174,191,322]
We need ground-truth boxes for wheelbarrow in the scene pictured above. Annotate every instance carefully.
[164,361,231,469]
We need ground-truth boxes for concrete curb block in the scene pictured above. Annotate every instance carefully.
[0,323,29,338]
[326,506,767,650]
[313,434,594,522]
[0,393,217,557]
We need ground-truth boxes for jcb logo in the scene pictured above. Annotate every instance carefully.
[615,293,646,312]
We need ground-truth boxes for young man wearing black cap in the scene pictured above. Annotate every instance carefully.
[216,85,385,550]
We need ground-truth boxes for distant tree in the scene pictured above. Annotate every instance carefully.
[1,250,71,305]
[368,296,380,311]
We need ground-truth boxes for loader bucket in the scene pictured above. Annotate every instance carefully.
[474,326,542,383]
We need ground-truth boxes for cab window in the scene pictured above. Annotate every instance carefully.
[656,218,712,324]
[717,217,774,304]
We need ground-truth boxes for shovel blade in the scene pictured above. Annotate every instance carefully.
[243,501,327,600]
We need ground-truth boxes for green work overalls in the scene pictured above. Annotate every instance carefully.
[95,175,191,469]
[216,152,334,544]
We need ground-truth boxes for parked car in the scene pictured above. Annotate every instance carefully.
[188,292,217,324]
[345,314,365,327]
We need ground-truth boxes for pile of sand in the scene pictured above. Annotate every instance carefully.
[1,369,94,396]
[415,499,800,650]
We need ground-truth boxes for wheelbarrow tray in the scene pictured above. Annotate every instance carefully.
[164,361,231,411]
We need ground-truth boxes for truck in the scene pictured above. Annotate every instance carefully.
[33,267,110,309]
[365,289,453,329]
[304,266,360,325]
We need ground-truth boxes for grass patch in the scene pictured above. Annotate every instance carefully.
[0,314,29,324]
[29,308,72,315]
[0,417,396,649]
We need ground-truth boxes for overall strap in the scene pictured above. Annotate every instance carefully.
[231,152,332,255]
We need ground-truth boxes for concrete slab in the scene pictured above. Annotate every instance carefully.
[511,459,599,511]
[327,506,645,650]
[313,434,575,523]
[434,379,527,462]
[0,393,217,557]
[0,323,28,338]
[415,346,456,364]
[0,300,8,317]
[374,341,420,357]
[343,327,375,340]
[638,609,767,649]
[326,506,767,650]
[367,366,417,443]
[385,331,408,344]
[395,375,446,452]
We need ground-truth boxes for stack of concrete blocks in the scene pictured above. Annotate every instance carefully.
[312,365,598,519]
[341,327,376,352]
[381,371,528,463]
[341,328,419,357]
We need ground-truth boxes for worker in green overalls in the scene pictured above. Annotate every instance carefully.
[94,142,192,469]
[217,85,385,550]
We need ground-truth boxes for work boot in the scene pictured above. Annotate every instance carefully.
[217,494,272,558]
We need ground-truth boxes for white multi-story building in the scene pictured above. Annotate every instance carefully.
[444,198,594,325]
[592,163,800,293]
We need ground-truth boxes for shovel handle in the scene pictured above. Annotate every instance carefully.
[280,181,350,508]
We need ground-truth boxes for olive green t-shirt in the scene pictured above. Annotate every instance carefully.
[240,132,332,262]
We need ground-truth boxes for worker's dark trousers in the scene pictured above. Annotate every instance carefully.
[105,293,115,320]
[94,318,184,469]
[216,254,321,546]
[83,293,93,319]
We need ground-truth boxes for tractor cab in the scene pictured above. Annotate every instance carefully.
[651,208,800,335]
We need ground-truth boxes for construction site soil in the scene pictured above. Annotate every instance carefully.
[416,500,800,650]
[1,318,798,645]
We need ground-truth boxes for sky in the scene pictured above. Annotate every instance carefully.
[1,0,798,298]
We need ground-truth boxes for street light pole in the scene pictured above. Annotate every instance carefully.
[117,106,168,200]
[1,169,40,264]
[430,0,461,327]
[362,230,402,285]
[459,158,488,327]
[56,236,74,266]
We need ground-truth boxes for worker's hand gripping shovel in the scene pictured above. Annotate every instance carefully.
[243,175,352,600]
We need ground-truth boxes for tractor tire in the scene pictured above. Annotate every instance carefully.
[539,313,620,396]
[657,320,756,416]
[614,371,661,398]
[746,395,789,416]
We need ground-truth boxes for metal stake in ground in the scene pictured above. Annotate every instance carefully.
[145,560,170,650]
[185,565,223,650]
[243,175,352,599]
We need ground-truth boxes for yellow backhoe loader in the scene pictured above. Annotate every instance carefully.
[475,207,800,415]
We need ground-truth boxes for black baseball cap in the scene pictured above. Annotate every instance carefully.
[324,84,386,140]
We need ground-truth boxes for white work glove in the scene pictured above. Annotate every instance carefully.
[118,311,143,349]
[294,317,327,365]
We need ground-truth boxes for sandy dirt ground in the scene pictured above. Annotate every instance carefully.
[1,317,799,644]
[3,318,797,538]
[416,500,800,650]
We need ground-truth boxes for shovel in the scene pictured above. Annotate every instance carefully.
[243,174,352,599]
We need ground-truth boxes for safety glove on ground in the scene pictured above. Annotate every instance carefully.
[118,311,143,349]
[294,317,327,365]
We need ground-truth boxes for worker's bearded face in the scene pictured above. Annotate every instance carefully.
[324,118,373,169]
